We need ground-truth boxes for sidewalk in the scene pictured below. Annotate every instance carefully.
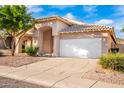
[0,58,123,88]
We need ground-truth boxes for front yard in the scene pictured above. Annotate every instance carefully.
[83,53,124,85]
[0,56,46,67]
[82,65,124,85]
[0,50,124,87]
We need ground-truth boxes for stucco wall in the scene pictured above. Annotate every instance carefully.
[18,36,32,53]
[34,20,69,56]
[107,33,116,49]
[60,32,104,39]
[53,20,69,56]
[35,20,69,35]
[118,44,124,53]
[118,40,124,53]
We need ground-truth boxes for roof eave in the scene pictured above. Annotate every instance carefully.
[35,16,73,26]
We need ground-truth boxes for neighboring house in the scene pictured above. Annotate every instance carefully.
[0,36,12,49]
[0,16,117,58]
[117,38,124,53]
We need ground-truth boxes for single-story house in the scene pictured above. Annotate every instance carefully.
[0,16,118,58]
[117,38,124,53]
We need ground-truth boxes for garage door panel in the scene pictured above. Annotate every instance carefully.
[60,38,102,58]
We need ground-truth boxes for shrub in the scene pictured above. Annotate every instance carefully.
[22,49,25,53]
[99,53,124,72]
[25,46,38,56]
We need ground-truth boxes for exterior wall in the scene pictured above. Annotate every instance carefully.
[35,20,58,36]
[118,44,124,53]
[53,20,69,56]
[15,28,36,53]
[14,19,71,55]
[101,37,108,54]
[32,37,38,47]
[16,36,32,53]
[37,29,43,53]
[60,32,105,39]
[15,18,117,57]
[118,40,124,53]
[35,20,69,56]
[107,33,117,49]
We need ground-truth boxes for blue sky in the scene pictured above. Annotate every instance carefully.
[27,5,124,38]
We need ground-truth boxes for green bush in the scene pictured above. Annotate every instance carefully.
[22,49,25,53]
[25,46,38,56]
[99,53,124,72]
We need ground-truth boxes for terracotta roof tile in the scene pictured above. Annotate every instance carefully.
[60,24,113,33]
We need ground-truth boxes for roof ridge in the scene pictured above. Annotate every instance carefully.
[36,15,60,20]
[69,24,113,29]
[85,23,113,28]
[62,17,85,25]
[36,16,113,29]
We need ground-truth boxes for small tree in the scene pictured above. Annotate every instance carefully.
[0,5,34,56]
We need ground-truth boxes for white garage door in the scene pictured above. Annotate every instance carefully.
[60,38,102,58]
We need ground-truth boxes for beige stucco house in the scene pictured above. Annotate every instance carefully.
[0,16,117,58]
[117,38,124,53]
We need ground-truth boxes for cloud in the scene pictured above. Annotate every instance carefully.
[64,13,76,19]
[95,19,114,25]
[83,5,98,18]
[50,5,76,10]
[112,6,124,17]
[94,19,124,38]
[84,13,97,18]
[95,18,124,38]
[113,18,124,38]
[110,6,124,38]
[83,5,98,12]
[27,5,43,13]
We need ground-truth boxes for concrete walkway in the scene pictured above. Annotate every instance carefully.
[0,58,124,88]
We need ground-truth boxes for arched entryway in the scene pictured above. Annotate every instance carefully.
[39,26,53,55]
[19,36,32,53]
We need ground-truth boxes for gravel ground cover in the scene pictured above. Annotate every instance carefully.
[82,65,124,85]
[0,76,43,88]
[0,56,46,67]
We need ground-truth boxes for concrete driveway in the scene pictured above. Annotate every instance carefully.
[0,58,123,88]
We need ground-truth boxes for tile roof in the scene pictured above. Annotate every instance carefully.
[36,16,86,25]
[62,17,85,25]
[35,16,117,43]
[60,24,117,44]
[35,16,74,25]
[60,24,113,33]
